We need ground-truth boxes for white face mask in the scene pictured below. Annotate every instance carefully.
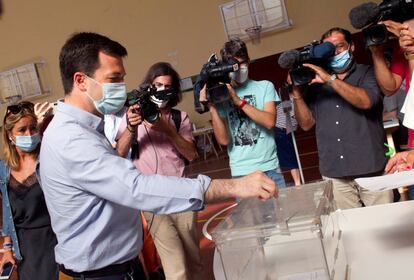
[85,76,127,115]
[150,85,170,108]
[230,65,249,84]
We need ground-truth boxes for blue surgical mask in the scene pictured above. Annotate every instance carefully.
[86,77,127,115]
[329,49,353,73]
[14,134,41,152]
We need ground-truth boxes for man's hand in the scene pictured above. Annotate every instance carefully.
[380,20,407,37]
[34,102,53,124]
[204,171,278,203]
[126,105,142,132]
[226,84,243,107]
[369,43,386,56]
[399,28,414,54]
[143,116,174,135]
[0,250,16,273]
[302,63,332,85]
[385,151,414,174]
[234,171,278,200]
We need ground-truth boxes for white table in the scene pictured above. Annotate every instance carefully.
[338,201,414,280]
[213,201,414,280]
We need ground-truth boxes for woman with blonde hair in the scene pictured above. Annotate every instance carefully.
[0,101,57,279]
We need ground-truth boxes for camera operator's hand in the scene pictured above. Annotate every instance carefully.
[126,104,142,132]
[380,20,408,37]
[199,84,216,109]
[368,43,386,56]
[226,84,243,107]
[143,116,174,136]
[399,28,414,55]
[302,63,331,85]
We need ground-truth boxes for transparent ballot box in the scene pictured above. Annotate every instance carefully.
[211,180,348,280]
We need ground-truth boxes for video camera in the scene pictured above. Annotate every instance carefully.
[278,41,336,86]
[193,54,239,113]
[126,84,175,123]
[349,0,414,47]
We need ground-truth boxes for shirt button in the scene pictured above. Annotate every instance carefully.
[337,138,341,142]
[336,121,339,125]
[340,155,344,159]
[336,105,339,108]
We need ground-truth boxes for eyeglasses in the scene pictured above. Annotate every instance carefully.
[4,101,34,119]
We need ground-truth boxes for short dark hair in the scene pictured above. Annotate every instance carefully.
[142,62,182,108]
[321,27,353,45]
[220,38,250,63]
[59,32,128,94]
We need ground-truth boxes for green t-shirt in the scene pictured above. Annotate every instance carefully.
[218,80,280,176]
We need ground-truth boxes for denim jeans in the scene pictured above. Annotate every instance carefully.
[264,169,286,189]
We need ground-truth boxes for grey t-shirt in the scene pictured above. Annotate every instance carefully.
[383,83,407,122]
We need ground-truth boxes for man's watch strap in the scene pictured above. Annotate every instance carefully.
[327,74,337,85]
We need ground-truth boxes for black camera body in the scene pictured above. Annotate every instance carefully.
[126,84,162,123]
[350,0,414,47]
[199,53,239,104]
[289,41,335,86]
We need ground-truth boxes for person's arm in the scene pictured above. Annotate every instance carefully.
[115,105,141,158]
[199,85,230,146]
[143,115,197,162]
[226,84,276,129]
[303,63,372,109]
[291,86,315,131]
[370,45,403,96]
[57,135,277,214]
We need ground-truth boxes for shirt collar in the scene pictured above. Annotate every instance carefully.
[57,102,104,133]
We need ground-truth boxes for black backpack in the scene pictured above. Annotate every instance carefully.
[171,108,182,132]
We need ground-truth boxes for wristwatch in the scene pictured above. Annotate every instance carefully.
[327,74,337,85]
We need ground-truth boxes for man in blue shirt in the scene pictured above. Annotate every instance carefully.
[38,32,277,280]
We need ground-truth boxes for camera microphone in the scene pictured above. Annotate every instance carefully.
[309,41,336,59]
[278,42,335,69]
[349,2,380,29]
[278,50,300,69]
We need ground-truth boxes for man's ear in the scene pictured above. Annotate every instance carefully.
[350,43,355,53]
[74,72,87,92]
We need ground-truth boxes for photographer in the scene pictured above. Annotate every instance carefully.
[291,27,392,209]
[370,20,414,146]
[113,62,203,280]
[200,38,286,188]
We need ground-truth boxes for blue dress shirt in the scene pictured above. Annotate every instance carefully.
[38,102,211,272]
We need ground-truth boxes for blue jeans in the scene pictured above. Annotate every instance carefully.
[234,169,286,203]
[264,169,286,189]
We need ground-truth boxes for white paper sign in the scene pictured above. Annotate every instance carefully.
[355,170,414,191]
